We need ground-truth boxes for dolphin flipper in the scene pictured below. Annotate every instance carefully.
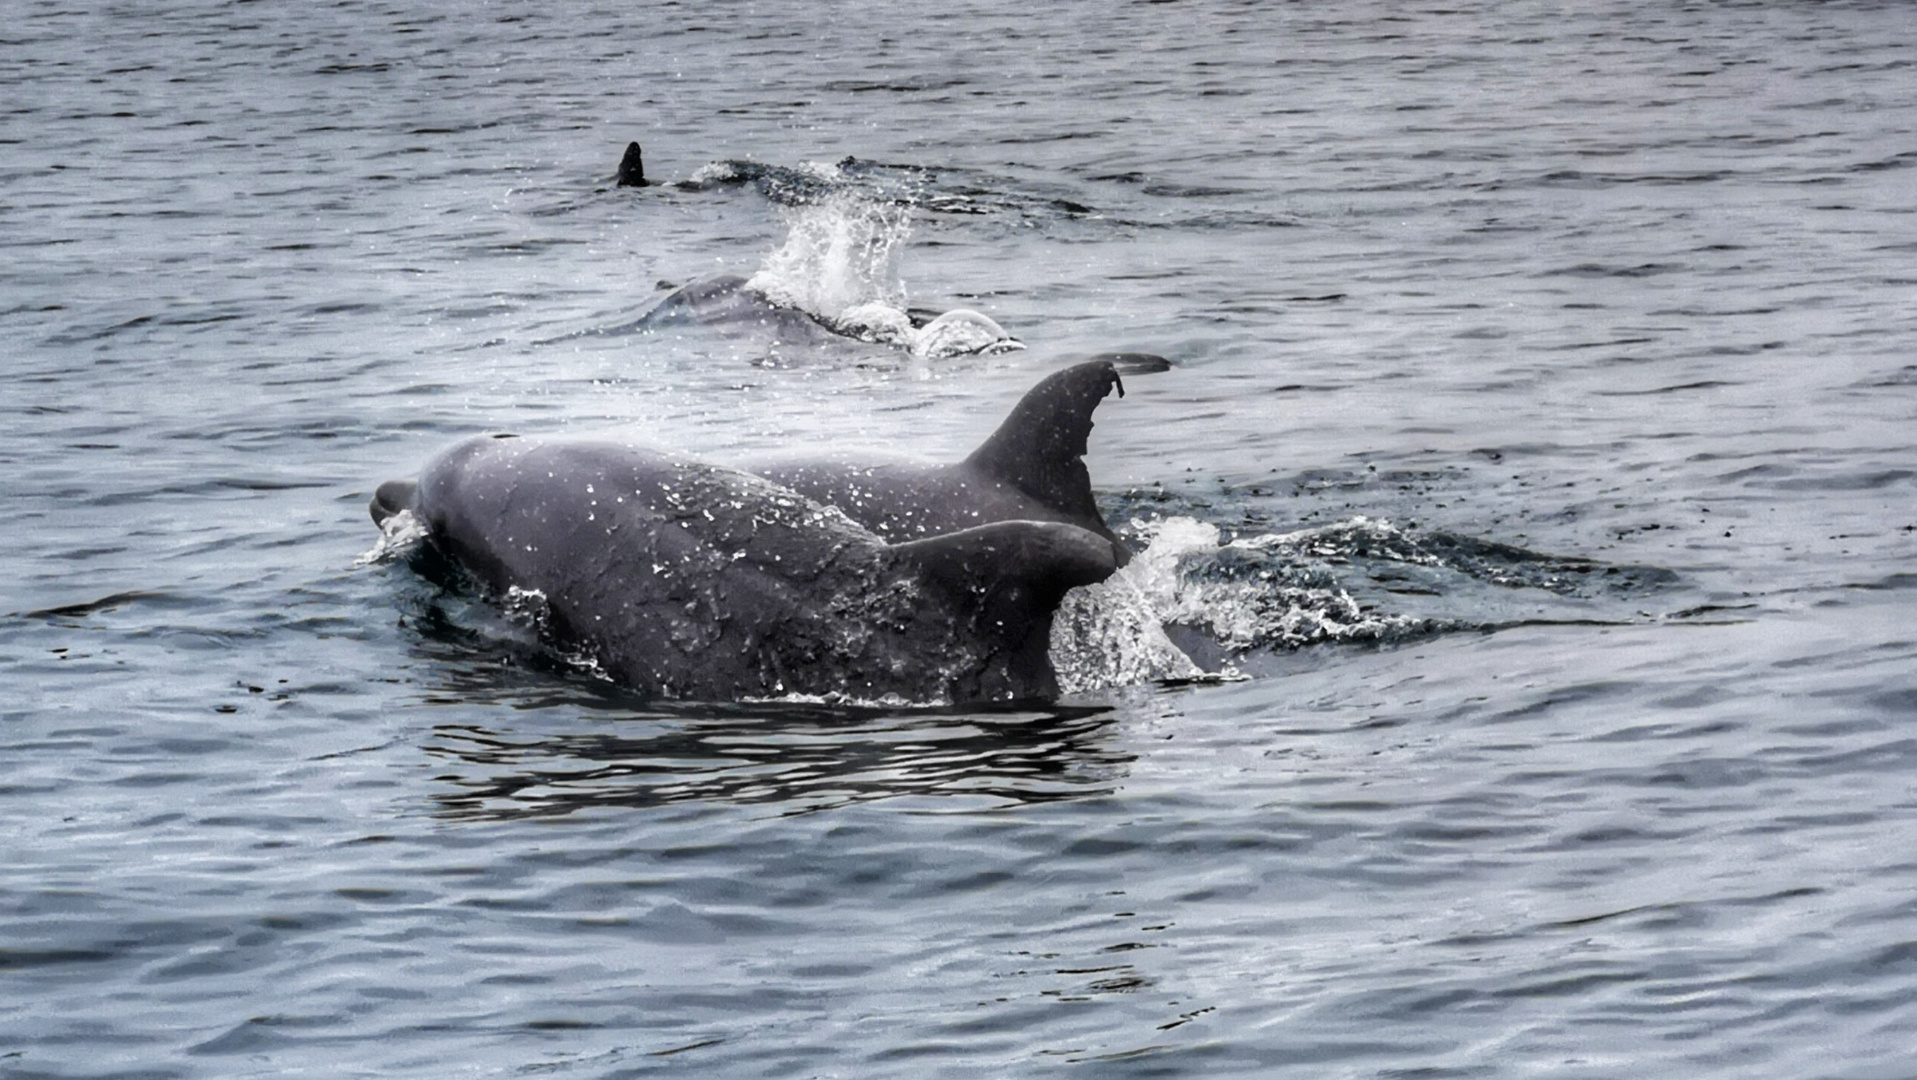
[961,360,1125,541]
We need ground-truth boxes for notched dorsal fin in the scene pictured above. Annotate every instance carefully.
[962,360,1123,526]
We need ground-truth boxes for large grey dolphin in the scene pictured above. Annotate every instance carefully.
[746,359,1132,563]
[370,436,1118,702]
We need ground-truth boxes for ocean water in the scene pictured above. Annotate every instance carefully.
[5,1,1917,1076]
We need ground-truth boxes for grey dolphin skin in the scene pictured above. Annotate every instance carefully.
[748,359,1132,563]
[636,277,1032,359]
[636,274,846,346]
[370,436,1118,702]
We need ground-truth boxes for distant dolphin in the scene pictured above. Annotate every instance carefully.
[616,142,649,187]
[746,359,1132,563]
[636,275,1024,359]
[634,274,848,347]
[371,437,1119,703]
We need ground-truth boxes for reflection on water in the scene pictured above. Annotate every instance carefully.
[422,702,1130,820]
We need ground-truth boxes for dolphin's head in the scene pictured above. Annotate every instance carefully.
[910,309,1025,360]
[832,301,916,347]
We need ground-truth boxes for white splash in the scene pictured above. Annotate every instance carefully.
[739,183,1025,359]
[745,188,913,329]
[832,300,916,347]
[354,508,429,567]
[1050,516,1445,693]
[1048,517,1218,694]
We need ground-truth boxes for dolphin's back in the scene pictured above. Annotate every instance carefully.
[636,275,843,345]
[752,359,1129,560]
[411,437,884,696]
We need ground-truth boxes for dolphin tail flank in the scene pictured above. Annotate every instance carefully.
[369,479,418,527]
[891,519,1118,601]
[889,519,1120,698]
[961,359,1124,538]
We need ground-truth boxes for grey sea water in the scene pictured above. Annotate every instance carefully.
[5,1,1917,1076]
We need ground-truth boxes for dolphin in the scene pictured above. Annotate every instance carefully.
[635,275,1026,359]
[746,359,1132,563]
[633,274,849,348]
[370,436,1118,702]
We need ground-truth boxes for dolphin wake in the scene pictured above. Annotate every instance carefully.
[1050,514,1684,696]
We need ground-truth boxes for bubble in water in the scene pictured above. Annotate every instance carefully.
[502,585,552,631]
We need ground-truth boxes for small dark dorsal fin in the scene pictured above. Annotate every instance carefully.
[962,359,1123,529]
[616,142,648,187]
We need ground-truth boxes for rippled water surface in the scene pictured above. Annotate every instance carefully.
[6,1,1917,1076]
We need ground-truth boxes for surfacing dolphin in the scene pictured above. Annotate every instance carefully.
[636,275,1024,360]
[747,359,1132,564]
[635,274,848,348]
[370,437,1119,703]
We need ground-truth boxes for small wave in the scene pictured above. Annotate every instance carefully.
[679,154,1111,230]
[422,702,1126,819]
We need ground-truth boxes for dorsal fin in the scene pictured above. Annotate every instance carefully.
[615,142,648,187]
[962,360,1123,529]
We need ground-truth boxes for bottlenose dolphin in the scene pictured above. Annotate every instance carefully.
[634,274,852,348]
[370,437,1118,702]
[747,359,1132,563]
[636,275,1024,359]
